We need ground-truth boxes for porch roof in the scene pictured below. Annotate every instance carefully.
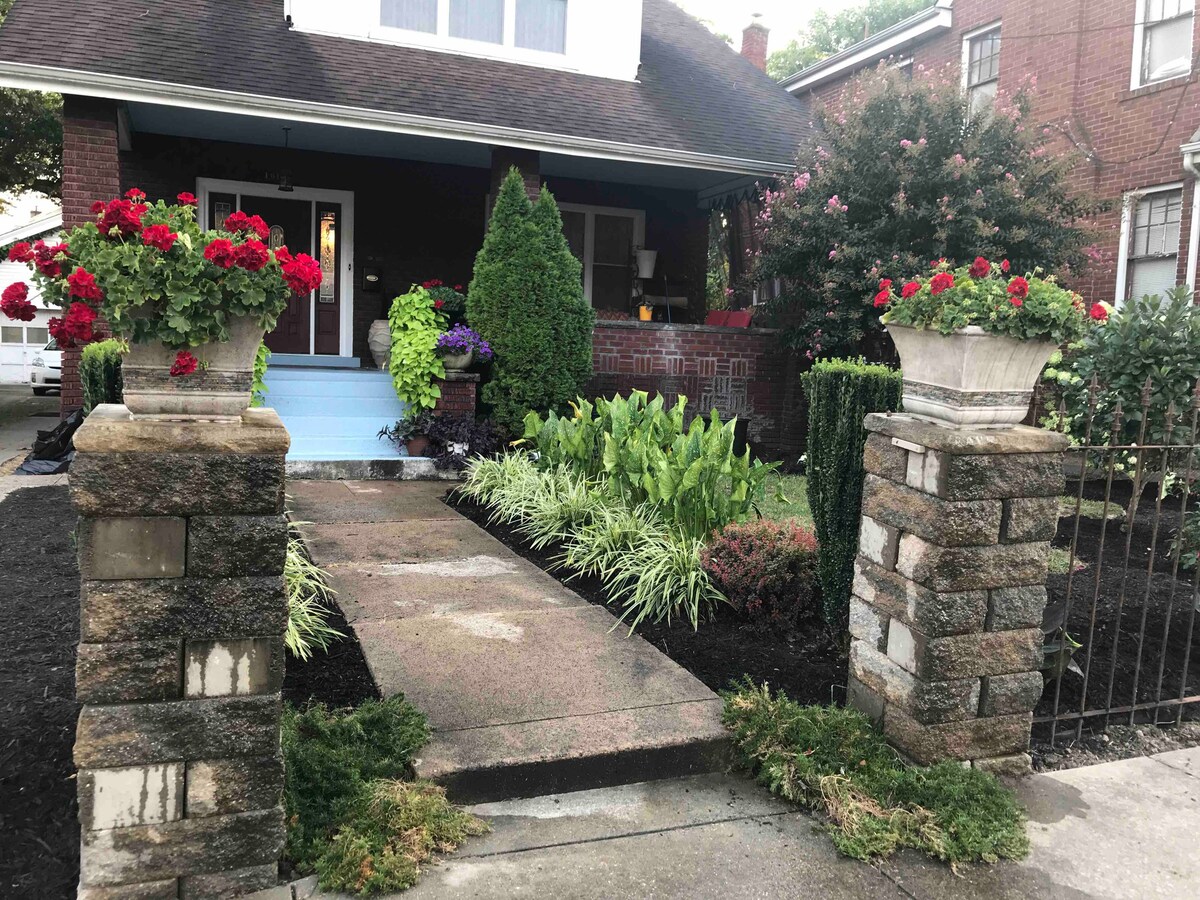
[0,0,813,179]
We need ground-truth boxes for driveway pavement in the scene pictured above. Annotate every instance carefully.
[0,384,59,467]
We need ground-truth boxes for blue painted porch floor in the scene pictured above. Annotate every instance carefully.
[261,366,408,461]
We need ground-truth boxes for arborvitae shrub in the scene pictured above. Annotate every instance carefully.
[802,358,903,627]
[79,338,124,413]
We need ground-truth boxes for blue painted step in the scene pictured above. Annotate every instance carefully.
[261,366,413,462]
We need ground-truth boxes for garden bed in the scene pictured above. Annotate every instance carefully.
[450,491,847,704]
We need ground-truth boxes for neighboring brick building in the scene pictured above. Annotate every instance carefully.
[781,0,1200,307]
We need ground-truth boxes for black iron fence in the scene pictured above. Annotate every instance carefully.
[1036,376,1200,744]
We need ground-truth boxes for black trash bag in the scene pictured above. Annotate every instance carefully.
[30,409,83,460]
[15,451,74,476]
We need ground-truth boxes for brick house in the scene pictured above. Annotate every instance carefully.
[781,0,1200,309]
[0,0,812,460]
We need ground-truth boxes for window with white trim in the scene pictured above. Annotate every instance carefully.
[378,0,567,53]
[558,204,645,310]
[1134,0,1195,87]
[1124,186,1183,301]
[963,25,1001,116]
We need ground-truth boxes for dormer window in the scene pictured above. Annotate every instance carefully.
[378,0,567,53]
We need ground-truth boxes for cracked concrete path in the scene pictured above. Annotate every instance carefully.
[288,480,729,803]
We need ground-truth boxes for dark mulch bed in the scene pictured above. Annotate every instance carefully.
[1035,478,1200,747]
[0,486,81,900]
[449,492,847,705]
[282,598,380,710]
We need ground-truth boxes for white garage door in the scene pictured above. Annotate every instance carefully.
[0,315,52,384]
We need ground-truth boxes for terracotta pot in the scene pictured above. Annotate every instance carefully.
[405,436,431,457]
[121,315,264,420]
[887,324,1057,429]
[441,349,474,372]
[367,319,391,370]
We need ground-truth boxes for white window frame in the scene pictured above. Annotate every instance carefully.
[1132,0,1195,89]
[1115,182,1185,303]
[961,21,1002,112]
[373,0,569,62]
[195,178,356,358]
[557,202,645,308]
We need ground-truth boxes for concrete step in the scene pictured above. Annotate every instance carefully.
[288,481,732,804]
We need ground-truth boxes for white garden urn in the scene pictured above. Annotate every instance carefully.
[367,319,391,370]
[887,324,1057,429]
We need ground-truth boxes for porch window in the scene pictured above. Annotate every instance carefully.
[1134,0,1195,86]
[963,24,1001,117]
[1123,186,1183,302]
[516,0,567,53]
[450,0,503,44]
[381,0,437,33]
[558,203,645,311]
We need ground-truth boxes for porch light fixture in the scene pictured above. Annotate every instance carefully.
[278,127,294,193]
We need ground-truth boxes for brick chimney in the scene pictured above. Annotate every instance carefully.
[741,14,768,72]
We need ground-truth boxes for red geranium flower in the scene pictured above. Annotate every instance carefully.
[7,242,33,263]
[203,238,236,269]
[422,279,444,289]
[90,200,105,215]
[930,272,955,295]
[1090,303,1109,322]
[50,301,98,346]
[873,289,891,308]
[234,239,270,272]
[124,187,146,201]
[434,299,445,309]
[0,282,36,321]
[1007,276,1029,300]
[170,350,199,378]
[454,284,464,291]
[968,256,990,278]
[901,281,921,299]
[32,240,69,277]
[67,267,104,303]
[142,224,178,252]
[1001,259,1011,273]
[177,192,198,207]
[280,252,323,295]
[878,278,893,292]
[97,199,146,237]
[273,245,293,266]
[223,210,270,242]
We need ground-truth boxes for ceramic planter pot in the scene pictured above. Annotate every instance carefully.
[367,319,392,370]
[121,315,265,420]
[636,249,658,279]
[441,349,474,372]
[405,436,430,457]
[887,324,1057,429]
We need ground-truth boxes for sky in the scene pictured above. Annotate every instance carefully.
[672,1,861,54]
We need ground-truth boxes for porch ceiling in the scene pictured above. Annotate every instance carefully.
[127,103,767,199]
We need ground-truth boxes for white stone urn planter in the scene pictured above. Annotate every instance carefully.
[121,315,264,421]
[368,319,391,370]
[887,324,1057,429]
[636,249,658,279]
[440,349,474,372]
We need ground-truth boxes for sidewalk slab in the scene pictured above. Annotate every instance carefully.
[288,480,731,803]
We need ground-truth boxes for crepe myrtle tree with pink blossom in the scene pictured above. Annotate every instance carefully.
[754,64,1102,360]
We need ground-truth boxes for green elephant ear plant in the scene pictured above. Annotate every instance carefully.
[1,188,323,417]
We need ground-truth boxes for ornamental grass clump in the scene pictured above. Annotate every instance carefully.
[721,681,1029,867]
[1,189,322,376]
[876,256,1094,344]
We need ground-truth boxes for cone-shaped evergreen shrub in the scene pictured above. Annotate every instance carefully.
[802,359,903,627]
[467,168,594,434]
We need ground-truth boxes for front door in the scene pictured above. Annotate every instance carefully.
[237,196,315,355]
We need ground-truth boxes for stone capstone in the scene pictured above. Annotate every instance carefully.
[76,639,182,704]
[187,515,288,578]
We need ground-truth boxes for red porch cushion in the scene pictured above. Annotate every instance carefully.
[704,310,731,326]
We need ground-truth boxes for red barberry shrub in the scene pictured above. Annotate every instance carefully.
[701,520,820,632]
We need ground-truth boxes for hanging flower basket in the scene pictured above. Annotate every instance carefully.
[875,257,1098,428]
[2,190,323,420]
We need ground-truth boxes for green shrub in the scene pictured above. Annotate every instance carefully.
[702,520,820,632]
[79,338,124,413]
[467,169,594,433]
[722,681,1028,866]
[802,359,903,627]
[522,391,779,541]
[388,286,446,411]
[251,340,270,408]
[284,528,344,660]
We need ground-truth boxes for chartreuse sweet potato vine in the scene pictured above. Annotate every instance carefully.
[721,681,1029,868]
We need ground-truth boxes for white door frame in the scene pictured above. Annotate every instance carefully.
[196,178,355,357]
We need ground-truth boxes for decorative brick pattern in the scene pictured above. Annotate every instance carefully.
[71,406,289,897]
[587,321,802,459]
[846,413,1068,773]
[433,372,479,418]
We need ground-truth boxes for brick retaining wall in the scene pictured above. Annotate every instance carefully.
[587,321,802,460]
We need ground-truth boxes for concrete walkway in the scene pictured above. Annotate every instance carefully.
[288,480,729,802]
[0,384,59,469]
[302,747,1200,899]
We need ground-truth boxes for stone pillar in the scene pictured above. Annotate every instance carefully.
[848,413,1067,776]
[433,371,479,418]
[70,405,290,899]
